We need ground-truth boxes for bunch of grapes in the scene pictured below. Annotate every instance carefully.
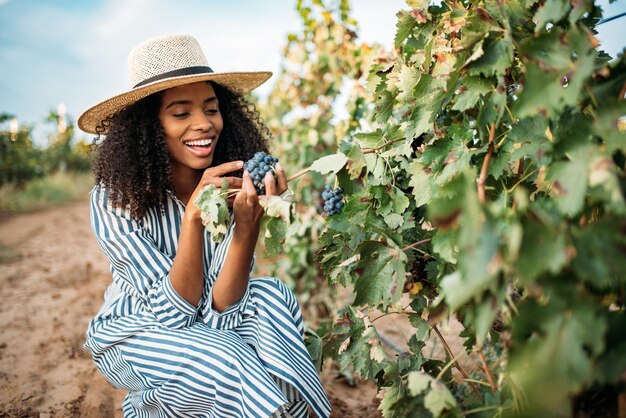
[322,185,344,216]
[243,151,279,195]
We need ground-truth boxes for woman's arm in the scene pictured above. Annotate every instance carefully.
[168,161,244,308]
[210,164,288,312]
[168,161,287,312]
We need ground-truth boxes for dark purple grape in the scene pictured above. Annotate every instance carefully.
[321,185,344,216]
[244,151,279,195]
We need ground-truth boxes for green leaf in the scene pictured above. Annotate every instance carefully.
[259,195,293,222]
[304,328,323,372]
[533,0,570,29]
[332,308,387,380]
[442,219,500,310]
[516,211,568,283]
[594,101,626,154]
[407,161,433,207]
[467,35,513,77]
[395,11,417,49]
[508,115,553,166]
[514,28,596,118]
[510,299,606,412]
[572,220,626,288]
[408,315,430,341]
[309,152,349,175]
[340,141,367,179]
[406,371,431,396]
[263,217,288,257]
[546,146,589,216]
[431,228,457,264]
[424,381,459,416]
[193,183,231,242]
[375,89,395,123]
[451,76,493,112]
[353,241,408,307]
[461,8,499,49]
[354,129,383,148]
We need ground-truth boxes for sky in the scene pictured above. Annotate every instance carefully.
[0,0,624,146]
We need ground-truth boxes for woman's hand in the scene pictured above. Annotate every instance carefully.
[233,163,288,232]
[186,161,244,222]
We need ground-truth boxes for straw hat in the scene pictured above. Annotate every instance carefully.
[78,34,272,134]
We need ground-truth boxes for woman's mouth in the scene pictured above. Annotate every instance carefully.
[184,138,214,157]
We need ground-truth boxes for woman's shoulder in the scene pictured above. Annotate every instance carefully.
[89,183,138,223]
[91,183,181,224]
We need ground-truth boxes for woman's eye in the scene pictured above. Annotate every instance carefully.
[173,112,189,118]
[205,108,219,114]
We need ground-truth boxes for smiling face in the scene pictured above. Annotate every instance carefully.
[158,81,224,177]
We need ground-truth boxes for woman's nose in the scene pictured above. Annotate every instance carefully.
[191,111,211,131]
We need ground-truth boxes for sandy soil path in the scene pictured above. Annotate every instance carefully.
[0,198,382,417]
[0,199,126,417]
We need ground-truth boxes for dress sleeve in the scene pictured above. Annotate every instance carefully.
[90,186,197,329]
[200,221,256,329]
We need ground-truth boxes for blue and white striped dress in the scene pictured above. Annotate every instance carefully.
[84,186,331,418]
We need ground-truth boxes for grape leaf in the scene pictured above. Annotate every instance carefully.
[263,217,288,257]
[353,241,408,307]
[546,147,589,216]
[354,129,383,148]
[424,380,459,417]
[510,299,606,409]
[340,140,367,180]
[332,308,386,380]
[193,183,231,242]
[572,220,626,288]
[467,35,513,77]
[309,152,349,175]
[514,28,596,118]
[375,89,395,123]
[451,76,493,111]
[533,0,570,29]
[516,211,568,283]
[407,161,433,207]
[407,371,431,396]
[259,195,293,222]
[395,11,417,49]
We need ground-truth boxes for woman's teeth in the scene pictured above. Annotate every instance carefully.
[185,139,212,146]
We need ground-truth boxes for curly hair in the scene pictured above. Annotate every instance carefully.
[92,81,272,219]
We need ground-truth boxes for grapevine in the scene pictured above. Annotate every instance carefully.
[199,1,626,417]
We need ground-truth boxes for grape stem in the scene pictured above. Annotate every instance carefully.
[477,124,496,203]
[286,136,405,183]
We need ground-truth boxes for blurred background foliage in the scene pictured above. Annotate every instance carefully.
[0,109,92,213]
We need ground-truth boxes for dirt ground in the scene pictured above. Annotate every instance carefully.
[0,198,386,417]
[0,197,468,417]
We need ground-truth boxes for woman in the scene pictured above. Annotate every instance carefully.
[79,34,331,418]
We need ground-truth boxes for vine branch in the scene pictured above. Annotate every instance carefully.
[432,325,482,398]
[401,238,431,252]
[287,136,405,183]
[477,123,496,204]
[477,347,497,393]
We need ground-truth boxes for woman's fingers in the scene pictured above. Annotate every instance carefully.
[241,171,258,204]
[265,172,276,196]
[223,177,243,189]
[204,160,244,177]
[275,163,288,194]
